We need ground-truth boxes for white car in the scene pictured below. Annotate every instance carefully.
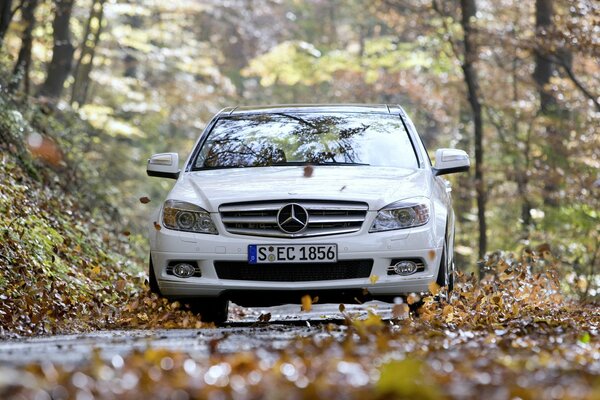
[147,105,469,322]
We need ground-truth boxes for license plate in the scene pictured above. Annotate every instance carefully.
[248,244,337,264]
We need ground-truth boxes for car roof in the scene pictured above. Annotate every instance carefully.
[219,104,404,116]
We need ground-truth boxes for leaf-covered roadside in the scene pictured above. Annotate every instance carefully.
[0,96,208,336]
[0,155,214,335]
[2,258,599,399]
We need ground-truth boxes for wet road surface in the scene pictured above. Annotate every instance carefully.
[0,301,394,366]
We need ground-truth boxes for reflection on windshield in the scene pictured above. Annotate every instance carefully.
[192,113,418,169]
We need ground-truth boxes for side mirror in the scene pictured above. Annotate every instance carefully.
[433,148,470,176]
[147,153,180,179]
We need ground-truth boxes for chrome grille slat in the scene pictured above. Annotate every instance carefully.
[220,200,368,238]
[219,202,369,213]
[221,216,278,224]
[308,215,365,223]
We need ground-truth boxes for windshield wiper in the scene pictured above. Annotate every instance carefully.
[191,165,245,171]
[314,162,370,166]
[192,162,371,170]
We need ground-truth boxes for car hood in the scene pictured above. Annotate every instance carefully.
[168,166,432,212]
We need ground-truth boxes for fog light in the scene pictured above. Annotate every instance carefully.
[393,260,418,276]
[172,263,196,278]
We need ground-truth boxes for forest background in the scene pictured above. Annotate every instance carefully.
[0,0,598,300]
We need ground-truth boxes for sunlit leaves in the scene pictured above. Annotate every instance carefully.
[300,294,313,312]
[377,359,440,399]
[243,41,329,86]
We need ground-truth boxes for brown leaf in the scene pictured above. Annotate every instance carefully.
[258,313,271,322]
[115,280,127,292]
[139,196,151,204]
[392,303,410,319]
[303,165,314,177]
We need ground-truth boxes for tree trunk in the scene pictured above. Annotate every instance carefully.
[512,54,532,231]
[459,0,487,264]
[534,0,569,206]
[38,0,75,99]
[8,0,39,95]
[0,0,13,47]
[71,0,105,107]
[533,0,555,114]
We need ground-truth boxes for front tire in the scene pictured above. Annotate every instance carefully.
[435,241,454,292]
[148,257,161,294]
[187,298,229,324]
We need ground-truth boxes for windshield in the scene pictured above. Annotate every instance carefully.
[191,112,419,170]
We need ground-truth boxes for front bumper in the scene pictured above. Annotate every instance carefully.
[150,219,443,300]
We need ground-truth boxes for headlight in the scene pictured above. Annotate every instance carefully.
[162,200,217,234]
[370,198,430,232]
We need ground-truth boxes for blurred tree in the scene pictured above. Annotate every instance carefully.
[0,0,14,47]
[534,0,556,114]
[71,0,104,106]
[38,0,76,99]
[8,0,39,95]
[458,0,486,261]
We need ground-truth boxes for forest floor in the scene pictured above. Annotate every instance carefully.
[1,278,599,400]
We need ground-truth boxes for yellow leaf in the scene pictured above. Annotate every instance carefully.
[91,266,101,275]
[301,294,312,312]
[363,310,383,327]
[370,274,379,284]
[407,293,421,305]
[428,281,441,295]
[377,359,440,399]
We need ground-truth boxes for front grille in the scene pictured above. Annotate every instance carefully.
[214,259,373,282]
[219,200,368,238]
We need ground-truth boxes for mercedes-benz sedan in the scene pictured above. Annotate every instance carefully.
[146,105,470,322]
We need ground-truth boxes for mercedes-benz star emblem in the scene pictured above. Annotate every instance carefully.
[277,203,309,234]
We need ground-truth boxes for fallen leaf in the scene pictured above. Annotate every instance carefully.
[139,196,151,204]
[301,294,312,312]
[392,303,410,319]
[428,281,441,296]
[370,275,379,284]
[407,293,421,305]
[258,313,271,322]
[303,165,314,177]
[115,280,127,292]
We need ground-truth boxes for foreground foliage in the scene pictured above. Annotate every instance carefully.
[1,253,599,399]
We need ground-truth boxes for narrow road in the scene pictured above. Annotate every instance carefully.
[0,302,393,366]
